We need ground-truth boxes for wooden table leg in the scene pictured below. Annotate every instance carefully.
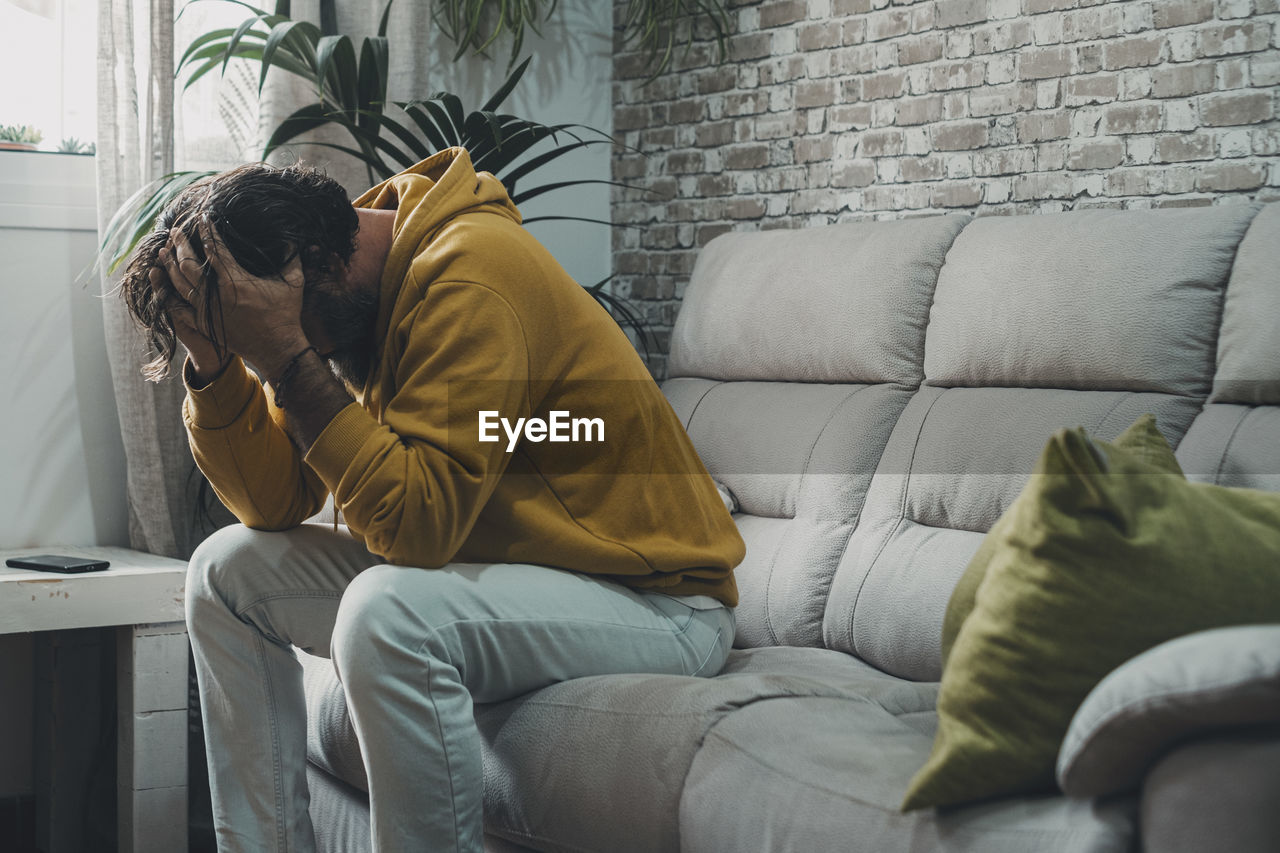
[117,622,189,853]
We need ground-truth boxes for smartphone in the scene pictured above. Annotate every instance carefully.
[5,554,110,574]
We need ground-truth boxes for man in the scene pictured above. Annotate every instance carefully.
[119,148,744,853]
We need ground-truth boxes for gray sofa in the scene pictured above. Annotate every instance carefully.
[298,201,1280,852]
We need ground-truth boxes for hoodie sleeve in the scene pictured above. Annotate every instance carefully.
[182,357,328,529]
[302,280,532,567]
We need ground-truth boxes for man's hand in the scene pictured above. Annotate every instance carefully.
[147,264,230,384]
[160,217,311,383]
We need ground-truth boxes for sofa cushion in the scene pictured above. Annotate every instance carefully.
[669,215,968,383]
[664,378,913,647]
[1211,203,1280,405]
[823,386,1200,680]
[1176,404,1280,491]
[923,205,1256,396]
[902,426,1280,810]
[302,645,914,853]
[679,695,1137,853]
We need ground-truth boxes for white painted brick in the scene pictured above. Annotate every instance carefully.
[1217,0,1255,18]
[1121,70,1153,99]
[1073,173,1106,198]
[872,100,897,126]
[1037,80,1061,109]
[991,0,1021,18]
[1033,15,1064,46]
[1220,128,1253,156]
[907,66,930,95]
[1164,100,1199,131]
[1167,30,1198,62]
[1123,2,1155,31]
[985,178,1012,203]
[947,32,975,58]
[904,127,932,154]
[988,54,1016,84]
[1128,137,1156,164]
[946,152,975,177]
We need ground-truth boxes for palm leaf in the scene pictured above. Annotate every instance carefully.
[510,179,638,206]
[356,36,390,133]
[99,170,214,274]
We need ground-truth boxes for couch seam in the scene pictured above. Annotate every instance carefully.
[844,388,947,653]
[1204,202,1264,401]
[762,383,873,647]
[682,378,724,431]
[915,214,972,388]
[1212,406,1251,486]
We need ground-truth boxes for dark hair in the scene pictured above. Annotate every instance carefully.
[119,162,359,380]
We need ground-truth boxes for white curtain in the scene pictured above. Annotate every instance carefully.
[95,0,197,558]
[94,0,255,558]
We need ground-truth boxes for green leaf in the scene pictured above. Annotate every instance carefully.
[225,14,268,77]
[418,99,460,147]
[98,171,215,274]
[259,20,312,93]
[262,102,335,159]
[400,103,454,152]
[480,56,530,112]
[316,35,358,111]
[357,109,432,162]
[519,214,613,227]
[510,178,639,206]
[356,37,390,131]
[376,0,395,37]
[437,92,468,142]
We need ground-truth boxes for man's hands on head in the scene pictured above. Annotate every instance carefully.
[157,216,311,385]
[154,215,355,452]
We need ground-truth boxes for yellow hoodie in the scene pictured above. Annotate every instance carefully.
[183,148,743,605]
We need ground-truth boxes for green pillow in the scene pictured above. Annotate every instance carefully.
[903,415,1280,811]
[939,414,1184,668]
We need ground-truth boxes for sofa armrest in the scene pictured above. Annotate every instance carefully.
[1056,624,1280,798]
[1139,726,1280,853]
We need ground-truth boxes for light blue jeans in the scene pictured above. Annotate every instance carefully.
[186,522,735,853]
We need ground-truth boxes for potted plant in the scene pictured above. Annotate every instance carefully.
[101,1,663,351]
[0,124,43,151]
[57,137,96,155]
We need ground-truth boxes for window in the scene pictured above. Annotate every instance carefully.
[0,0,96,152]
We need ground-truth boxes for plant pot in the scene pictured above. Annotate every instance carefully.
[0,142,38,151]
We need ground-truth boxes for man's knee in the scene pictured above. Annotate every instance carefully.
[186,524,281,626]
[331,566,465,683]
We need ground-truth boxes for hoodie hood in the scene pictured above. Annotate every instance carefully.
[351,147,522,383]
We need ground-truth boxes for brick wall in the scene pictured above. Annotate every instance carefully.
[611,0,1280,377]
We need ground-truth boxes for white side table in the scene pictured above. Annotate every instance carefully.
[1,546,188,853]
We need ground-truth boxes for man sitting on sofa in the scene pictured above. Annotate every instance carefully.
[118,148,744,853]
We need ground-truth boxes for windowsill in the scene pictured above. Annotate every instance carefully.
[0,150,96,232]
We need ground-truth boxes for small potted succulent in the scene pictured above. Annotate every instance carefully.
[57,137,95,155]
[0,124,43,151]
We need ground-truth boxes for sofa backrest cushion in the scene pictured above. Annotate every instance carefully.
[665,216,968,647]
[665,203,1277,673]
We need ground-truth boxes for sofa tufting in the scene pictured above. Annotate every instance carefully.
[297,201,1280,852]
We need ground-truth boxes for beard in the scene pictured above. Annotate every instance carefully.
[302,278,379,390]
